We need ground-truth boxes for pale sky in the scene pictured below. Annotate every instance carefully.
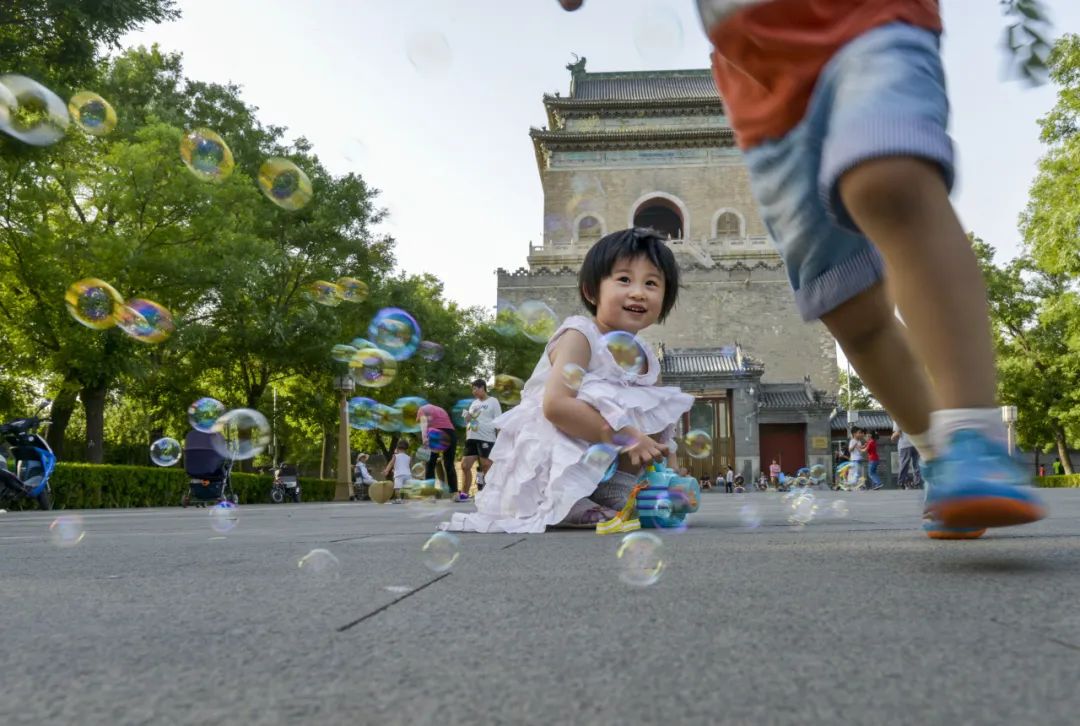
[123,0,1077,316]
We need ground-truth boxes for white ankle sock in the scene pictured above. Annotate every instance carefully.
[930,408,1007,453]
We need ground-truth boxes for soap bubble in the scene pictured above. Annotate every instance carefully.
[350,337,376,350]
[517,300,559,343]
[451,398,472,428]
[298,548,340,578]
[427,428,451,452]
[633,4,684,63]
[788,492,818,526]
[406,31,453,77]
[68,91,117,136]
[211,408,271,461]
[582,443,619,480]
[602,331,646,374]
[421,532,460,572]
[150,437,181,466]
[308,280,342,307]
[684,430,713,459]
[0,80,15,126]
[209,501,239,534]
[411,462,426,478]
[492,374,524,406]
[65,278,123,330]
[331,343,358,363]
[350,347,397,388]
[561,363,586,391]
[394,396,427,434]
[49,515,85,548]
[418,341,444,362]
[738,503,762,529]
[188,397,226,433]
[373,404,403,432]
[256,157,313,210]
[810,463,827,482]
[0,75,69,146]
[830,500,850,519]
[116,299,174,344]
[348,396,379,430]
[493,301,521,337]
[179,127,234,182]
[368,308,421,361]
[616,532,665,587]
[336,277,369,303]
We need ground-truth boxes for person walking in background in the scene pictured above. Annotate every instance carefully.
[892,423,923,490]
[384,439,412,503]
[1052,458,1063,476]
[848,428,867,488]
[725,465,735,493]
[768,459,781,488]
[417,402,459,498]
[461,379,502,497]
[866,431,883,489]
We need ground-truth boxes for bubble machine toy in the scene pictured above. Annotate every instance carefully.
[634,461,701,529]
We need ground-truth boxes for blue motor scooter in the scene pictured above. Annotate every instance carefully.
[0,401,56,510]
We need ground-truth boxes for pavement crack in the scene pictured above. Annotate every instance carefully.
[501,537,527,550]
[328,535,377,543]
[1047,637,1080,653]
[337,572,452,632]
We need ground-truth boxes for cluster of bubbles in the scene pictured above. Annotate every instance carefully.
[310,277,370,308]
[149,397,270,466]
[616,532,665,587]
[0,75,115,146]
[421,532,460,573]
[835,461,866,491]
[65,279,174,344]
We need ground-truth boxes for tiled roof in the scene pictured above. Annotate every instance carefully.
[830,409,895,432]
[760,389,816,409]
[572,71,719,102]
[659,346,763,377]
[530,128,734,148]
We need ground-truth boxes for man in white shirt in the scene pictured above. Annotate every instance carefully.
[891,422,923,489]
[847,428,867,488]
[461,379,502,495]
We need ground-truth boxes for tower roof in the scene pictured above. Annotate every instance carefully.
[568,69,719,102]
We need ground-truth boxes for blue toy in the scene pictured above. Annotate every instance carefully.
[636,461,700,529]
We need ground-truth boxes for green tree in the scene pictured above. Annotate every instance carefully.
[838,369,876,411]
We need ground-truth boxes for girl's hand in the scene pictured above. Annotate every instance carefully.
[613,427,667,468]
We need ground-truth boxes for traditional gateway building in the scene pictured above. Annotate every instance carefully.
[496,59,840,482]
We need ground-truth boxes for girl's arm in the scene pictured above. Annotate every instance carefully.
[542,330,666,467]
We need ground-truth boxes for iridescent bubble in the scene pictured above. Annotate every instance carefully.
[209,501,239,534]
[418,341,444,362]
[394,396,427,434]
[601,331,646,374]
[116,299,174,344]
[257,158,312,210]
[810,463,827,482]
[349,347,397,388]
[298,548,341,578]
[788,492,818,526]
[211,408,271,461]
[0,80,15,127]
[739,503,762,529]
[0,75,69,146]
[348,396,379,430]
[582,443,619,481]
[179,128,234,182]
[350,337,375,350]
[49,515,85,548]
[411,462,426,478]
[830,500,850,519]
[427,429,451,452]
[65,278,123,330]
[67,91,116,136]
[616,532,665,587]
[684,430,713,459]
[633,4,684,63]
[451,398,472,428]
[368,308,421,361]
[421,531,460,572]
[308,280,343,307]
[188,397,226,433]
[336,277,369,303]
[331,343,358,363]
[493,301,521,337]
[517,300,559,343]
[150,437,181,467]
[415,445,432,462]
[561,363,586,391]
[374,404,403,432]
[406,31,453,77]
[492,374,524,407]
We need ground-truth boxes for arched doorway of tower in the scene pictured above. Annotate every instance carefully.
[632,197,683,240]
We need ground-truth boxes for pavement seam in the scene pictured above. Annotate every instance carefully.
[337,572,452,632]
[1047,637,1080,653]
[501,538,527,550]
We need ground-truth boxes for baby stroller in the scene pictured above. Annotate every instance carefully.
[181,429,238,508]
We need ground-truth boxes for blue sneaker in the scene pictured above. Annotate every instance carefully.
[920,459,986,539]
[923,430,1046,530]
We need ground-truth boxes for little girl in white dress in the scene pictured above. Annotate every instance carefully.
[442,228,693,534]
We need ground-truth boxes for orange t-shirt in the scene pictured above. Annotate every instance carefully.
[707,0,941,149]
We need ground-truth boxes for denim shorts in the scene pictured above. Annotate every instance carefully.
[743,22,955,321]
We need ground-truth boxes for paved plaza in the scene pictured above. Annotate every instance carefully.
[3,489,1080,725]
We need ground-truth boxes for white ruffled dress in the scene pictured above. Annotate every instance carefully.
[441,316,694,534]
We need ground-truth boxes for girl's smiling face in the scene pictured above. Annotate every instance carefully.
[586,254,665,334]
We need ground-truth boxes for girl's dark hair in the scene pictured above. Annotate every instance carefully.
[578,227,680,322]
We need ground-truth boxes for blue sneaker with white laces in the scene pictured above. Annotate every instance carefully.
[923,430,1046,531]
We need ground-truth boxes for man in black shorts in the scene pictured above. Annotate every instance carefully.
[461,379,501,497]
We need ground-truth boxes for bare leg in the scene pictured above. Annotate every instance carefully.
[820,283,934,438]
[837,157,997,409]
[461,455,476,495]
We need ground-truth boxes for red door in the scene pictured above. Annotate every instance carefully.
[759,423,806,475]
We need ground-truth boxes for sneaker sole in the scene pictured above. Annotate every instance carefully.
[925,526,987,540]
[932,497,1045,529]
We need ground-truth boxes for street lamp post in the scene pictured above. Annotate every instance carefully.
[333,374,355,502]
[1002,405,1018,458]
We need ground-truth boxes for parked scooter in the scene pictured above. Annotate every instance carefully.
[0,401,55,510]
[270,462,301,503]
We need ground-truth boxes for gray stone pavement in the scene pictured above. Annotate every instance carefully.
[2,489,1080,725]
